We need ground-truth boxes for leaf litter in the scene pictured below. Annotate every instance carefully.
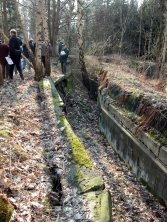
[65,60,167,222]
[0,71,92,222]
[0,62,167,222]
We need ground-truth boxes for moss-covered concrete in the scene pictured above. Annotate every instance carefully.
[40,77,112,222]
[0,195,14,222]
[84,190,112,222]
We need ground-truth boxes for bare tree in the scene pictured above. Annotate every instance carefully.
[40,0,51,76]
[2,0,8,41]
[77,0,90,91]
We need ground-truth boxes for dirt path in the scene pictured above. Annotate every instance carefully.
[65,70,167,221]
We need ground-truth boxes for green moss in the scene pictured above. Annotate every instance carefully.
[162,128,167,138]
[13,144,29,162]
[52,98,64,107]
[140,178,166,208]
[58,116,92,169]
[73,171,83,183]
[42,196,52,209]
[0,130,11,139]
[38,80,51,90]
[66,75,74,93]
[0,197,14,222]
[147,130,167,145]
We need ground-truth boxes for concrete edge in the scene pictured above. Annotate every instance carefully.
[39,78,112,221]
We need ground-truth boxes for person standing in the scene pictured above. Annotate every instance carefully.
[22,39,34,71]
[59,43,69,74]
[57,39,64,55]
[41,40,52,67]
[8,29,24,80]
[0,40,9,79]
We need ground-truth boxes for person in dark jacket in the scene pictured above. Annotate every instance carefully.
[22,39,34,71]
[58,40,64,55]
[41,40,52,67]
[8,29,24,80]
[0,40,9,79]
[59,43,69,74]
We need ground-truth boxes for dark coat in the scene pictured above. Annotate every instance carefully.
[23,41,34,58]
[29,41,34,52]
[0,43,9,65]
[59,48,69,63]
[23,44,29,58]
[58,41,63,54]
[9,35,22,60]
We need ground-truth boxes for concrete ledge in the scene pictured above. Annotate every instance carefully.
[84,190,112,222]
[159,146,167,167]
[102,99,165,162]
[99,94,167,206]
[97,191,112,222]
[40,78,112,221]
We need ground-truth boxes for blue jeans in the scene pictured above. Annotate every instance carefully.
[23,58,31,70]
[9,58,24,80]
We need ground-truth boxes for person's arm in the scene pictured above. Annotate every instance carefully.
[9,39,15,55]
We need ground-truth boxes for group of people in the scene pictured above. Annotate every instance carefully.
[0,29,32,82]
[0,29,70,85]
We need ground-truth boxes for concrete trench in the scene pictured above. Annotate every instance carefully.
[41,71,167,221]
[40,77,112,222]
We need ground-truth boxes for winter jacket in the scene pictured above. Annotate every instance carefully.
[0,43,9,65]
[9,35,22,60]
[23,41,34,58]
[58,41,63,54]
[41,42,52,56]
[59,48,69,63]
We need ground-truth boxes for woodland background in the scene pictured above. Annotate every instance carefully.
[0,0,167,79]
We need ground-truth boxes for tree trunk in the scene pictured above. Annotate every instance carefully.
[35,1,44,81]
[157,0,166,58]
[156,1,167,78]
[138,6,142,58]
[14,0,36,70]
[40,0,51,76]
[77,0,90,91]
[2,0,8,42]
[67,0,73,49]
[51,0,60,56]
[159,17,167,79]
[0,29,9,44]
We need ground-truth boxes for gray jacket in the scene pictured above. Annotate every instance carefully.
[41,41,52,56]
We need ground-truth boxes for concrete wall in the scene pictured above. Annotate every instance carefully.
[98,93,167,205]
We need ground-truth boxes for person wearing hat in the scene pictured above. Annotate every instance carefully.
[57,40,64,55]
[0,40,9,81]
[59,43,69,74]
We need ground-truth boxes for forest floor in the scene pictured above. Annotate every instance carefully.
[0,56,167,222]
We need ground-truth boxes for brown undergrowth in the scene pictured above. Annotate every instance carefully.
[98,60,167,138]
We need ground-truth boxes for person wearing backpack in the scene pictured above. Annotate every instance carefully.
[8,29,24,80]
